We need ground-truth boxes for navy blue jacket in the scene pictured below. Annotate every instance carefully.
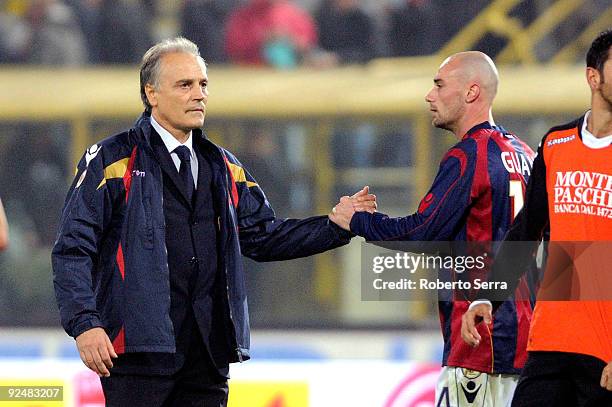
[52,113,351,363]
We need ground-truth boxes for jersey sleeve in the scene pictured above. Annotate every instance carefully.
[350,147,472,241]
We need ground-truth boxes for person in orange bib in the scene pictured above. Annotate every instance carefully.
[461,29,612,406]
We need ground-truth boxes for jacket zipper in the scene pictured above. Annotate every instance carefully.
[216,147,243,362]
[158,162,172,343]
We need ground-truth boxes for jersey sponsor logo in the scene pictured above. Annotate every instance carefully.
[85,144,101,166]
[500,152,532,176]
[76,144,103,189]
[547,134,575,147]
[553,171,612,218]
[459,369,483,403]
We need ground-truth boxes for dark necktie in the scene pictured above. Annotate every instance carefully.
[174,145,194,203]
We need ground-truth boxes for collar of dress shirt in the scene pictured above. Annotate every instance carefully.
[582,110,612,149]
[150,114,195,157]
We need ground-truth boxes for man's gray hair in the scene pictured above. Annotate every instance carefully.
[139,37,201,111]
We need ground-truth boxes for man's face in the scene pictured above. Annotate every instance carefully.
[599,52,612,107]
[147,52,209,136]
[425,59,466,131]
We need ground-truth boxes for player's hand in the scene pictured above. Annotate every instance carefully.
[329,196,354,230]
[601,360,612,391]
[75,327,118,377]
[350,186,377,213]
[329,186,376,230]
[461,303,492,347]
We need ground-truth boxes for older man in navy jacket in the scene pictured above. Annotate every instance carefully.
[52,37,375,406]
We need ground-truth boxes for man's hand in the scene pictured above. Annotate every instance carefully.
[461,303,492,347]
[601,361,612,391]
[329,186,377,231]
[75,327,118,377]
[329,196,354,230]
[350,186,377,213]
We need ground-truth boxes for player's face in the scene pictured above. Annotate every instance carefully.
[147,52,209,138]
[599,52,612,107]
[425,61,466,131]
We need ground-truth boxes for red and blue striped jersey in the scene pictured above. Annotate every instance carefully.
[351,122,537,374]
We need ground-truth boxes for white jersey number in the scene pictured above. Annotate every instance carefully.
[509,180,524,219]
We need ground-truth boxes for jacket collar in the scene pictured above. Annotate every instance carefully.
[135,111,227,190]
[149,127,195,207]
[150,114,195,157]
[135,111,208,149]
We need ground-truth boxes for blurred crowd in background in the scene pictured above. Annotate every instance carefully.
[0,0,582,68]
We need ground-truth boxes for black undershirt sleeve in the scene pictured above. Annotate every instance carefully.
[482,139,550,311]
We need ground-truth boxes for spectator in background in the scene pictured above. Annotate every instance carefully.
[315,0,374,64]
[239,126,291,210]
[68,0,103,63]
[26,0,87,66]
[97,0,152,64]
[437,0,488,50]
[225,0,317,69]
[0,0,30,63]
[0,129,66,247]
[388,0,437,57]
[0,198,8,251]
[180,0,239,64]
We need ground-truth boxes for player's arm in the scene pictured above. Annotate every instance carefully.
[462,139,549,346]
[0,198,8,251]
[347,148,470,241]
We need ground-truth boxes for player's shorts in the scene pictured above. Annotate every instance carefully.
[435,366,518,407]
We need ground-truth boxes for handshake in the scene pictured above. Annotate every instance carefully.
[328,186,377,231]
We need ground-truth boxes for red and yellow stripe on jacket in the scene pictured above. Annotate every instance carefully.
[92,146,138,353]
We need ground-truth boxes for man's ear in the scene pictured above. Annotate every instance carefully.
[145,83,157,108]
[586,67,601,92]
[466,84,480,103]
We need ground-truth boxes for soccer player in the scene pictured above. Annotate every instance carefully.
[329,51,537,406]
[461,30,612,406]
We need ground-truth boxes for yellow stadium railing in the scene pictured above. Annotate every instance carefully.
[438,0,610,65]
[438,0,523,59]
[497,0,584,64]
[552,7,612,64]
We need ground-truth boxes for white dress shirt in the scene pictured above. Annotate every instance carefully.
[151,115,198,187]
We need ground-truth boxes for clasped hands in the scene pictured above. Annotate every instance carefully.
[329,186,377,231]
